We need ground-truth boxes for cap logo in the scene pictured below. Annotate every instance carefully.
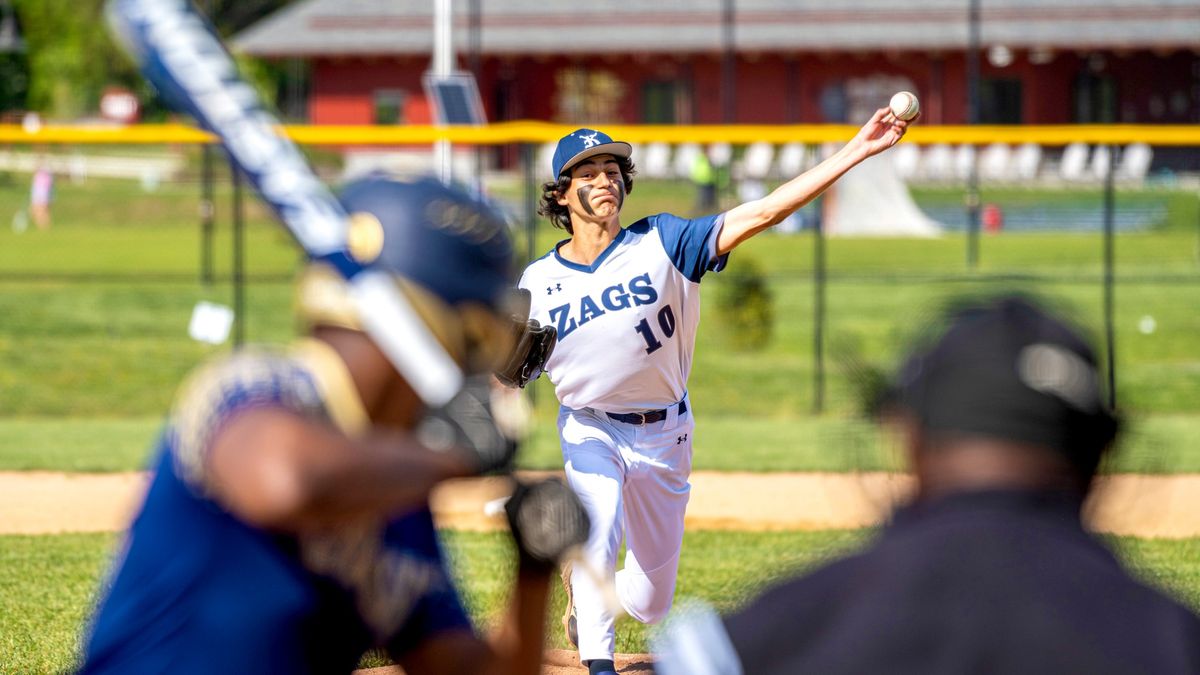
[578,131,600,148]
[347,212,385,264]
[1017,343,1098,412]
[425,199,507,246]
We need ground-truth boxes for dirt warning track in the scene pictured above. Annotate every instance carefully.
[2,470,1200,538]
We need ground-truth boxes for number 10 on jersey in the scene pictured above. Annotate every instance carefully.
[634,305,677,354]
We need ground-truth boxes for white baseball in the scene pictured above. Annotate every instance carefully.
[889,91,920,121]
[1138,315,1157,335]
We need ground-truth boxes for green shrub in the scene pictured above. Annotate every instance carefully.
[712,254,774,350]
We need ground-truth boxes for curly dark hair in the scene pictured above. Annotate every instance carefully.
[536,156,637,235]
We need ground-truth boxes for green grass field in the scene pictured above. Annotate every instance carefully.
[0,170,1198,672]
[3,529,1199,673]
[2,269,1198,419]
[1,174,1198,474]
[4,412,1200,474]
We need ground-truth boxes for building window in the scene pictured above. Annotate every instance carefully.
[555,68,625,124]
[844,75,914,123]
[373,89,407,125]
[819,82,848,123]
[980,78,1023,124]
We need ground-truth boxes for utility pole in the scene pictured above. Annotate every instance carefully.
[433,0,453,183]
[200,0,215,284]
[469,0,483,196]
[721,0,736,123]
[965,0,981,270]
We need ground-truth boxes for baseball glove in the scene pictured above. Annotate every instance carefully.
[417,375,518,475]
[495,318,557,389]
[505,478,590,570]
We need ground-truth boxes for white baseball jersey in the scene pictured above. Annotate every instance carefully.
[519,212,727,413]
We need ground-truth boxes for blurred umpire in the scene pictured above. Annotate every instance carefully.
[81,176,583,675]
[655,294,1200,675]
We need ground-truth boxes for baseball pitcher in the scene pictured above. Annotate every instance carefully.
[519,109,912,674]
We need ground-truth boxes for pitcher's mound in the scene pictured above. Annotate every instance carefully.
[541,649,654,673]
[353,650,654,674]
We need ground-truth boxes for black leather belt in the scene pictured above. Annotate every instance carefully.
[606,400,688,425]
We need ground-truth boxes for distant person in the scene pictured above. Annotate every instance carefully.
[81,176,588,675]
[655,294,1200,674]
[30,162,53,230]
[691,151,717,213]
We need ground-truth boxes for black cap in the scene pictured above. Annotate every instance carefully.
[887,295,1119,473]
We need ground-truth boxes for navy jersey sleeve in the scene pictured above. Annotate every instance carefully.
[168,351,327,492]
[382,510,474,656]
[650,212,729,282]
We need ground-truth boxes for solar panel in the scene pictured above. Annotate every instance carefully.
[422,72,486,126]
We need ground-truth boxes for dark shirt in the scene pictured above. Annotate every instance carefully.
[724,490,1200,675]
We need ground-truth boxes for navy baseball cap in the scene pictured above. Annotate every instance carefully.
[884,294,1120,473]
[552,128,633,179]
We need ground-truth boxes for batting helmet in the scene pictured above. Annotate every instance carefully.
[297,175,524,377]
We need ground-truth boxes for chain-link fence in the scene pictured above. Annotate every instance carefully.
[1,125,1197,468]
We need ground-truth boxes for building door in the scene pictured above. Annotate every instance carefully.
[1073,71,1116,123]
[642,81,676,124]
[642,79,693,124]
[494,77,514,122]
[980,78,1023,124]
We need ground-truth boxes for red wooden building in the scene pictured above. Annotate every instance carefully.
[234,0,1200,128]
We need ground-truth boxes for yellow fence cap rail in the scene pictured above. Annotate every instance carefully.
[0,121,1195,147]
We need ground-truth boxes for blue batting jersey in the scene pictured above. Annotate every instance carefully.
[519,212,727,413]
[81,341,472,675]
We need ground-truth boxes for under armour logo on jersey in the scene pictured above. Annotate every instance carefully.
[546,283,562,295]
[677,434,688,444]
[578,132,600,148]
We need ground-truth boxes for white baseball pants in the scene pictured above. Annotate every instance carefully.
[558,399,693,664]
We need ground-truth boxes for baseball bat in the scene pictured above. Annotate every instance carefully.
[105,0,463,405]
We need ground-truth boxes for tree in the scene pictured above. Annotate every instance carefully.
[11,0,152,118]
[0,51,29,114]
[9,0,297,119]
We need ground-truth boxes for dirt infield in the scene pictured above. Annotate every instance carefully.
[5,470,1200,674]
[3,470,1200,538]
[351,650,653,675]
